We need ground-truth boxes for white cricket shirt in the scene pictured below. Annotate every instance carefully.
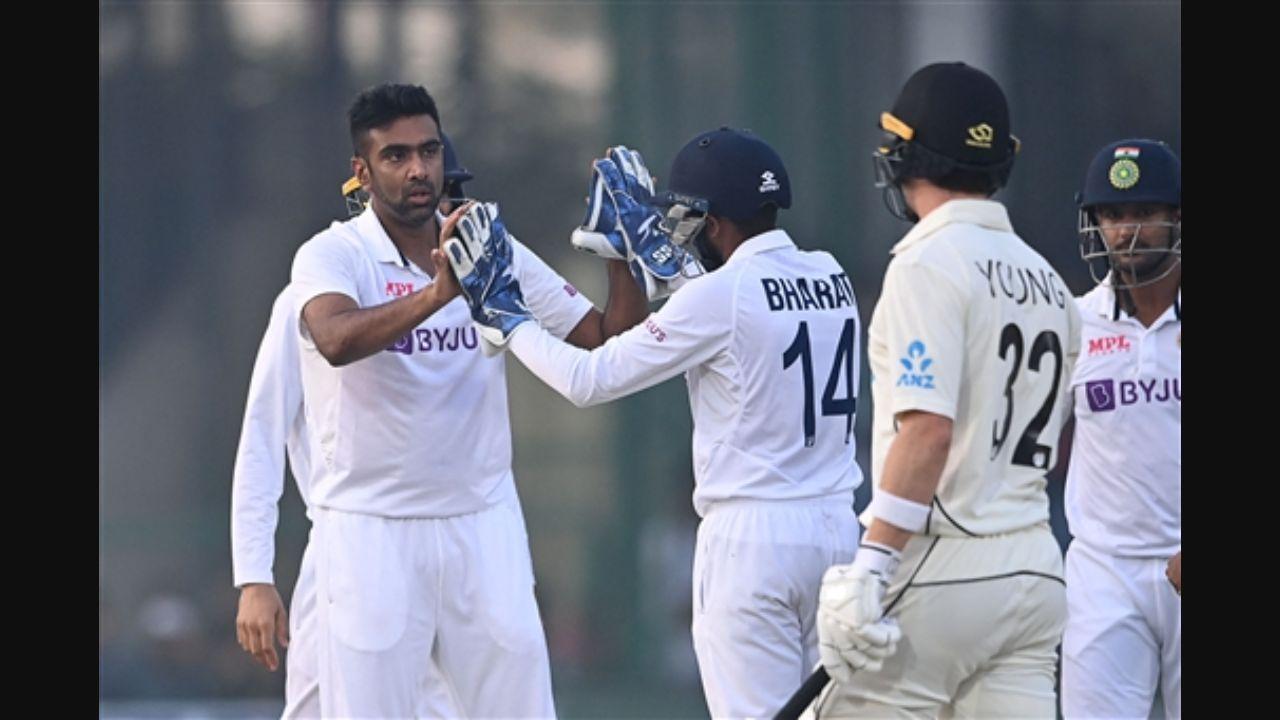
[509,229,864,517]
[864,200,1082,537]
[231,285,313,587]
[1066,281,1181,557]
[290,208,593,518]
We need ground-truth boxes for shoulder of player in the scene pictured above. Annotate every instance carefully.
[269,285,301,317]
[506,235,554,278]
[298,216,363,253]
[1074,283,1114,317]
[886,238,971,298]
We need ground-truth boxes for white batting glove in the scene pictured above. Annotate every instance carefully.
[817,543,903,683]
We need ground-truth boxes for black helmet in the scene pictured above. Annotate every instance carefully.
[873,62,1020,221]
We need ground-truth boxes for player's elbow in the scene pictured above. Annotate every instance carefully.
[313,335,358,367]
[567,387,601,408]
[898,411,954,456]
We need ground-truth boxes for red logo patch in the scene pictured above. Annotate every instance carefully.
[386,281,416,297]
[1088,335,1131,356]
[644,318,667,343]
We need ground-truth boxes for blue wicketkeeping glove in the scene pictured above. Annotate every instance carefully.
[442,201,532,356]
[570,146,687,284]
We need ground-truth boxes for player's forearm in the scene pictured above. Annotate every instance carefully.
[510,321,673,408]
[865,412,953,550]
[600,260,649,340]
[565,261,649,350]
[309,285,454,366]
[509,323,604,407]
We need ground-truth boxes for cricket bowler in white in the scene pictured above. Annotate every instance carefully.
[289,83,648,718]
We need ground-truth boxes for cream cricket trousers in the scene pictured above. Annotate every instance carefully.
[812,523,1066,719]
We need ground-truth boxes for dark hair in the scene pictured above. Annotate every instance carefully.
[348,83,441,157]
[932,167,1002,196]
[726,204,779,239]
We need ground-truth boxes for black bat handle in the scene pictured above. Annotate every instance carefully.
[773,667,831,720]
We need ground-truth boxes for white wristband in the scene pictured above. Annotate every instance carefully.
[851,541,902,578]
[867,489,931,533]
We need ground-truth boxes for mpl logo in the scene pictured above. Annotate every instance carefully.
[1088,335,1132,356]
[386,281,416,297]
[896,340,935,389]
[1085,377,1181,412]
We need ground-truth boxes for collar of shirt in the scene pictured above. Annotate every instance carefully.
[1079,280,1182,328]
[725,229,796,266]
[890,199,1013,256]
[352,206,446,278]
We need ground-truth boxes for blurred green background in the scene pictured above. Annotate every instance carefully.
[99,1,1179,716]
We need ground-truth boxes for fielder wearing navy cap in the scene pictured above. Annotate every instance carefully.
[665,127,792,221]
[1078,138,1180,209]
[658,127,792,271]
[1076,138,1181,290]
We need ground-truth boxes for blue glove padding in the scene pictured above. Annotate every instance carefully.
[570,161,627,260]
[607,145,656,205]
[594,155,683,281]
[443,201,532,355]
[570,146,686,283]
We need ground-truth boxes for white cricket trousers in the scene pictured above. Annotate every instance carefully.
[1062,540,1181,720]
[812,523,1066,719]
[282,532,463,719]
[314,500,556,718]
[692,496,860,720]
[283,535,320,718]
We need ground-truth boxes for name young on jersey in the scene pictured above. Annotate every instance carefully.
[974,260,1068,308]
[761,273,855,312]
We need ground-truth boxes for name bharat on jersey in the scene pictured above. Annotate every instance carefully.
[761,272,856,312]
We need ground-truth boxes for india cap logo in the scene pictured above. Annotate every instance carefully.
[1109,158,1140,189]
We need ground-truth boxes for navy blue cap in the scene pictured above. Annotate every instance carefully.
[1079,138,1180,208]
[664,127,791,221]
[442,131,473,184]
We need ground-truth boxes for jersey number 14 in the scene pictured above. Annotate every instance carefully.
[782,319,857,447]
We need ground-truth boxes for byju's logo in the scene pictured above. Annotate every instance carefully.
[896,340,935,389]
[1085,380,1116,411]
[385,326,480,356]
[759,171,781,193]
[1086,377,1181,412]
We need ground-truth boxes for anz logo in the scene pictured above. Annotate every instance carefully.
[896,340,935,389]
